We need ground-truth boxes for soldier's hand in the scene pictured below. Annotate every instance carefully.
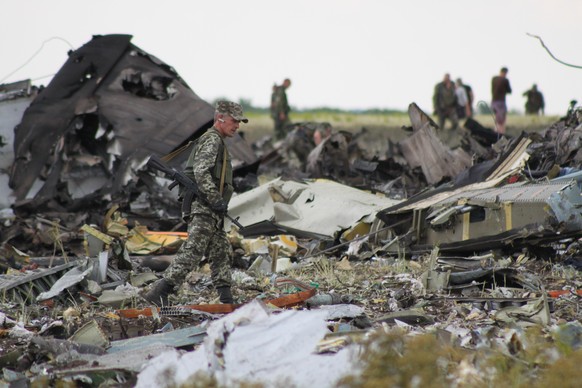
[210,199,228,216]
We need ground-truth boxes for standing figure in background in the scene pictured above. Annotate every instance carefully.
[455,78,471,119]
[523,84,545,115]
[491,67,512,134]
[457,78,474,117]
[433,73,458,130]
[270,78,292,140]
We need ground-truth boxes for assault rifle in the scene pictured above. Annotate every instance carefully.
[147,154,244,229]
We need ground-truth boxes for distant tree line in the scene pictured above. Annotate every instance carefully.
[213,97,529,116]
[211,97,405,115]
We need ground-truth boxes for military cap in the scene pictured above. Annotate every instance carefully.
[215,100,249,123]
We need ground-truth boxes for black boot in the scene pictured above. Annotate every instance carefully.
[217,286,233,304]
[143,278,174,306]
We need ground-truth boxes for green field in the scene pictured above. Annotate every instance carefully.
[240,111,560,146]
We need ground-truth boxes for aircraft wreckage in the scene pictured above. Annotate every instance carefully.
[376,129,582,254]
[5,34,258,216]
[0,34,581,388]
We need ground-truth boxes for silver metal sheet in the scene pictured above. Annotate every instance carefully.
[107,325,206,354]
[227,178,400,238]
[435,181,574,205]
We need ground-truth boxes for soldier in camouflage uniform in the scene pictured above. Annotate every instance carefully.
[144,101,248,306]
[433,73,459,131]
[270,78,292,140]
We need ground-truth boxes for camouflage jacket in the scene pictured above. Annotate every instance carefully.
[184,127,233,215]
[433,82,457,112]
[270,85,290,118]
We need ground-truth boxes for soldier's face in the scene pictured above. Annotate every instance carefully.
[219,115,239,137]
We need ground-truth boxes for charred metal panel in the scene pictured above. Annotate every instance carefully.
[399,122,470,184]
[10,35,133,200]
[8,34,258,213]
[399,105,472,185]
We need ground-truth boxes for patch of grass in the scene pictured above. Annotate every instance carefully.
[340,326,582,388]
[339,329,465,388]
[537,348,582,387]
[310,257,343,289]
[239,111,560,146]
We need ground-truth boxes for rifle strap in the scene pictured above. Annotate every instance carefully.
[219,140,227,195]
[161,141,193,163]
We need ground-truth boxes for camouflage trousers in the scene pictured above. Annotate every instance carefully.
[274,117,290,140]
[164,213,233,289]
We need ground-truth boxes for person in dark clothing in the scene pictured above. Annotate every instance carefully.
[457,78,474,117]
[433,73,458,130]
[270,78,292,140]
[491,67,512,134]
[523,84,545,115]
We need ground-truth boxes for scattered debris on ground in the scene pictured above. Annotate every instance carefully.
[1,35,581,387]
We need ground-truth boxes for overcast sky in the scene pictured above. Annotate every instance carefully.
[2,0,581,115]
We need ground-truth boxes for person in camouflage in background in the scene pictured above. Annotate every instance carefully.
[523,84,545,115]
[433,73,459,131]
[144,101,248,306]
[270,78,292,140]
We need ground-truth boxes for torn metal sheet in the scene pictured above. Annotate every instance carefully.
[52,344,175,376]
[421,268,450,292]
[0,80,36,208]
[407,102,439,132]
[444,182,582,252]
[81,224,114,257]
[418,180,582,252]
[423,265,540,293]
[0,257,124,304]
[376,136,565,253]
[493,295,551,327]
[436,253,498,271]
[107,325,206,354]
[0,260,79,303]
[36,263,94,301]
[399,121,472,184]
[382,135,532,215]
[30,336,106,358]
[226,178,400,238]
[399,103,472,185]
[8,34,258,214]
[10,35,209,203]
[69,320,110,348]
